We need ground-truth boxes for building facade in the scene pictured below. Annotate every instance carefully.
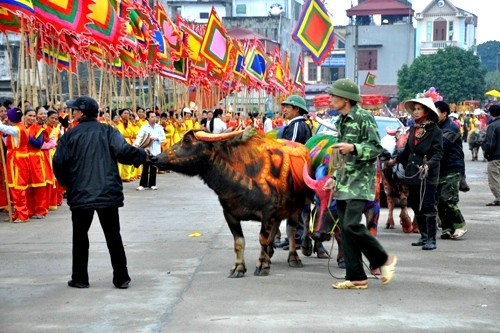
[162,0,232,23]
[415,0,477,56]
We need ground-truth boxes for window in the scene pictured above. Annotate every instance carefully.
[199,12,209,19]
[308,62,317,81]
[320,67,331,82]
[319,67,345,83]
[171,6,181,17]
[358,50,377,71]
[448,21,453,40]
[426,21,432,42]
[236,4,246,15]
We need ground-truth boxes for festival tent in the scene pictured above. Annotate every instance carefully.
[485,89,500,98]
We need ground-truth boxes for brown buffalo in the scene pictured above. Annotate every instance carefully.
[151,128,313,277]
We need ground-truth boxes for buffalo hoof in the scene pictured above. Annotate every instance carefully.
[287,254,303,268]
[254,267,270,276]
[228,264,247,278]
[301,237,313,257]
[401,220,413,233]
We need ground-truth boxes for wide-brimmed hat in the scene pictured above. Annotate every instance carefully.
[137,132,152,148]
[404,98,439,118]
[329,79,362,102]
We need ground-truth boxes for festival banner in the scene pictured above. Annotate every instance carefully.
[0,0,35,18]
[232,41,246,80]
[159,57,189,82]
[177,15,207,72]
[364,71,376,87]
[243,41,267,83]
[85,0,126,54]
[155,1,183,60]
[291,0,335,65]
[293,53,305,95]
[32,0,89,35]
[268,49,288,94]
[200,7,233,72]
[37,44,76,73]
[0,6,20,32]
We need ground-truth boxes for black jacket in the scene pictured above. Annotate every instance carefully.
[396,122,443,185]
[53,118,146,210]
[438,118,465,175]
[281,117,312,144]
[482,117,500,161]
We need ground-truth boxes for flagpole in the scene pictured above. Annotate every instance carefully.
[29,25,38,106]
[19,20,25,111]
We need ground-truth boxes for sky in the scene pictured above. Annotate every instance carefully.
[325,0,497,44]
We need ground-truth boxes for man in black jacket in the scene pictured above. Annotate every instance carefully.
[53,96,146,289]
[435,101,467,239]
[482,105,500,206]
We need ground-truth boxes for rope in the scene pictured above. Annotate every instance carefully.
[401,156,429,211]
[323,201,380,281]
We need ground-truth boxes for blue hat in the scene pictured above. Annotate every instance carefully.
[266,111,274,118]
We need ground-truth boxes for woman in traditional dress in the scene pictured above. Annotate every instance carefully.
[0,108,30,222]
[115,108,136,182]
[25,107,49,219]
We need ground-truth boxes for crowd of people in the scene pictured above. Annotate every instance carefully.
[0,99,67,222]
[1,84,498,290]
[0,96,323,221]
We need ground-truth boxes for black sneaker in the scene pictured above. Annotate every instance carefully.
[113,279,131,289]
[68,280,89,288]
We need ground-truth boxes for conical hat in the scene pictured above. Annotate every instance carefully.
[137,132,152,148]
[404,98,439,118]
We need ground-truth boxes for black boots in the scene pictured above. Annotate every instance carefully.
[411,214,436,250]
[422,214,437,250]
[411,215,427,246]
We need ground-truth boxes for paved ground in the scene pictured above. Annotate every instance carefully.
[1,145,499,333]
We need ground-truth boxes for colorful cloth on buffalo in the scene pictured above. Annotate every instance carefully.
[305,134,338,170]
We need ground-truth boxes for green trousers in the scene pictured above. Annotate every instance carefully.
[336,199,389,281]
[437,172,466,234]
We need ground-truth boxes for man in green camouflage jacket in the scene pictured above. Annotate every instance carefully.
[323,79,397,290]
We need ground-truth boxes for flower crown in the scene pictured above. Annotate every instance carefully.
[416,87,443,102]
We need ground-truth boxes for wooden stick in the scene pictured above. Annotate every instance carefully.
[29,25,38,106]
[76,62,81,96]
[68,68,74,100]
[0,142,12,222]
[19,20,25,112]
[4,33,17,101]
